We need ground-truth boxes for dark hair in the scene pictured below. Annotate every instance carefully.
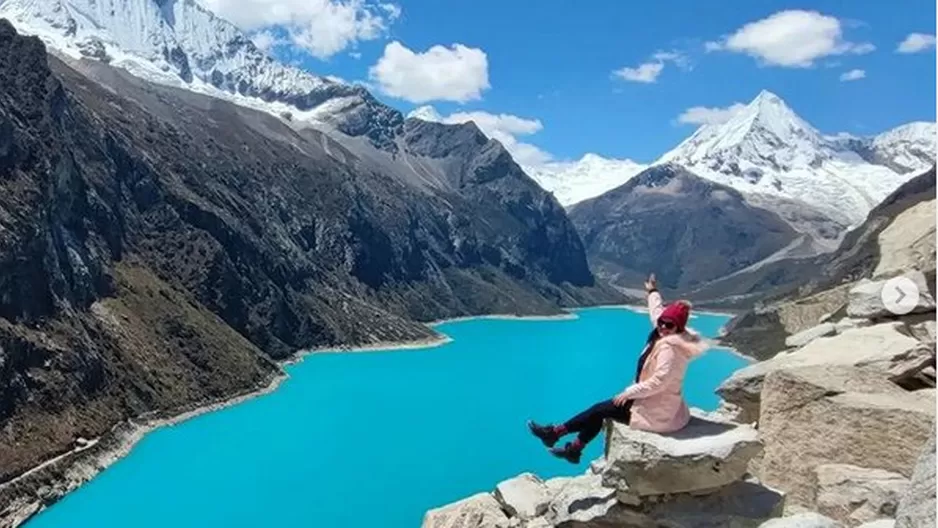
[633,328,661,383]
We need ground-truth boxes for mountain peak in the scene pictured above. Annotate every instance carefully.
[659,89,823,172]
[752,89,783,105]
[0,0,407,147]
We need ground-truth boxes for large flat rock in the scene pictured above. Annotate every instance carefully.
[421,493,510,528]
[717,323,933,422]
[895,432,936,528]
[601,411,762,496]
[815,464,908,527]
[758,365,935,511]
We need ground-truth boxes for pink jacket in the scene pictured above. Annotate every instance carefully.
[622,291,708,433]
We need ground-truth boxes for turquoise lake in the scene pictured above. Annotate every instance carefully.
[27,307,746,528]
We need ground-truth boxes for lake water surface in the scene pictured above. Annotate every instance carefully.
[27,307,745,528]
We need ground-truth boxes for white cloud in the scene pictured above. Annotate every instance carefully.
[379,3,402,20]
[408,106,551,166]
[612,49,689,83]
[369,41,490,103]
[709,10,875,67]
[197,0,399,59]
[839,69,866,81]
[676,103,747,126]
[897,33,937,53]
[613,62,664,83]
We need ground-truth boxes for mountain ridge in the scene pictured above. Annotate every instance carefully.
[531,91,934,221]
[568,163,799,292]
[0,19,618,503]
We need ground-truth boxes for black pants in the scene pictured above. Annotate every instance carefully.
[563,399,631,446]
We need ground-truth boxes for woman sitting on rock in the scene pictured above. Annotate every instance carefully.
[528,274,709,464]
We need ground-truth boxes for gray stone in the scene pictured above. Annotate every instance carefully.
[552,478,784,528]
[758,366,935,511]
[545,476,573,496]
[908,319,936,346]
[856,521,895,528]
[785,323,837,348]
[639,479,786,527]
[759,512,844,527]
[895,432,936,528]
[421,492,510,528]
[717,323,934,423]
[847,271,936,320]
[834,318,872,334]
[601,411,762,496]
[815,464,909,526]
[546,473,617,527]
[494,473,551,520]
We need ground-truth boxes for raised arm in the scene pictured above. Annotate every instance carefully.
[647,291,664,327]
[644,273,663,327]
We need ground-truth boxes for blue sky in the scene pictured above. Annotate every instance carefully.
[212,0,936,165]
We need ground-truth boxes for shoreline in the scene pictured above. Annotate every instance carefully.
[428,312,579,326]
[2,306,748,528]
[296,334,454,358]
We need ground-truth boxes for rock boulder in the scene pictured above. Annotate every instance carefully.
[601,412,762,496]
[554,478,784,528]
[494,473,551,520]
[758,365,935,510]
[814,464,909,526]
[895,432,936,528]
[785,323,837,348]
[846,271,936,319]
[717,323,934,422]
[421,493,510,528]
[545,473,617,527]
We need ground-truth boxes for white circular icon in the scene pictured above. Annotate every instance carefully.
[881,276,921,315]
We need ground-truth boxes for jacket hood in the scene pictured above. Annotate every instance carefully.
[659,329,710,358]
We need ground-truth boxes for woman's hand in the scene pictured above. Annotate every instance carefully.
[644,273,657,293]
[613,391,630,407]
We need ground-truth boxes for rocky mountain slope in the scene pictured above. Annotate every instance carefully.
[568,163,798,294]
[0,19,619,515]
[720,166,936,360]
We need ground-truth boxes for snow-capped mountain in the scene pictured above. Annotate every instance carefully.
[0,0,401,146]
[656,90,932,226]
[870,122,937,173]
[525,154,646,206]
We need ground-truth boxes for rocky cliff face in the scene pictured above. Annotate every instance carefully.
[568,164,798,294]
[0,19,617,502]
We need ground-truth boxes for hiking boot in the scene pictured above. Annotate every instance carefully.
[528,420,561,448]
[549,442,582,464]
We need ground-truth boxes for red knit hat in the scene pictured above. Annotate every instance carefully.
[658,300,692,331]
